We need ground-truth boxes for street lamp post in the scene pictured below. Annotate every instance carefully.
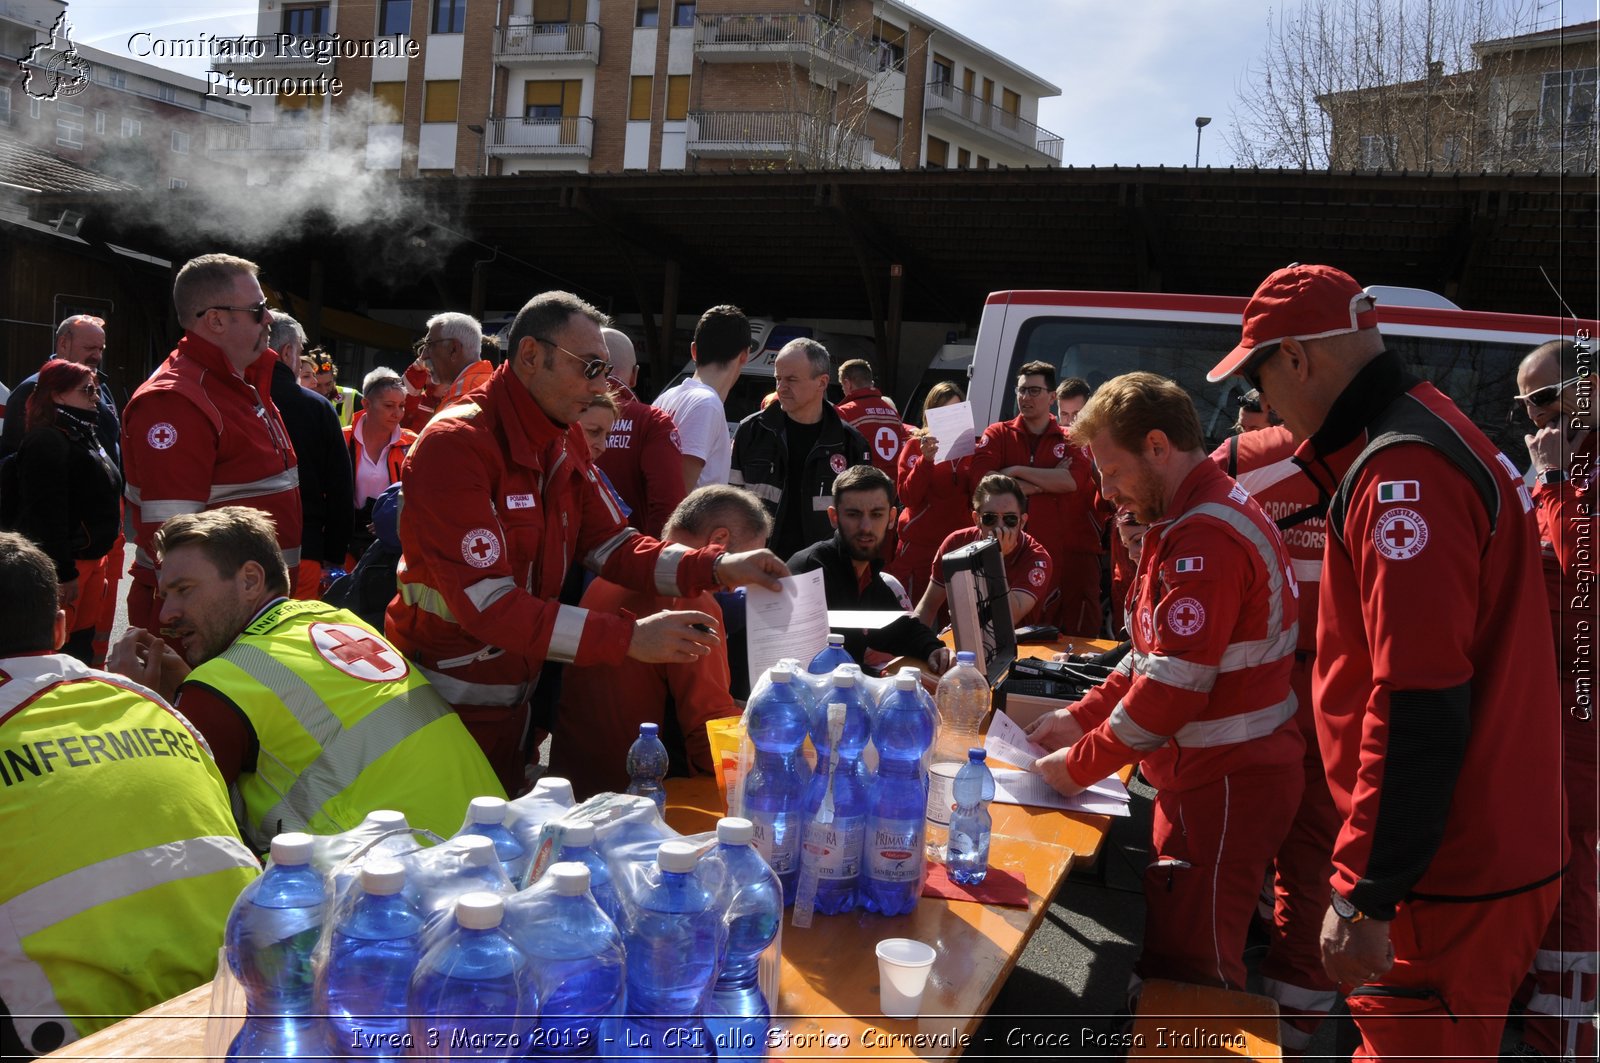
[1194,116,1212,167]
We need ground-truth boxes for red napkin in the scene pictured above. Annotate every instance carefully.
[921,862,1030,907]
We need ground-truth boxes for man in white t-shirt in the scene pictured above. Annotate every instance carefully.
[653,304,752,491]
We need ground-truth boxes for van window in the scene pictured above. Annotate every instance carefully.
[1384,335,1528,462]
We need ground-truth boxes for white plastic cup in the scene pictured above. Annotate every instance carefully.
[876,938,937,1019]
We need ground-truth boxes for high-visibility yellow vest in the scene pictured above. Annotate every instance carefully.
[0,655,259,1054]
[184,599,503,851]
[332,385,359,428]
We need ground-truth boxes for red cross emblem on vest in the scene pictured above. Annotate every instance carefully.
[147,422,178,450]
[461,527,502,568]
[1373,507,1429,561]
[874,426,901,463]
[309,622,409,682]
[1166,596,1206,637]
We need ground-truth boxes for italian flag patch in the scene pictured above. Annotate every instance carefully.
[1174,556,1204,573]
[1377,480,1420,502]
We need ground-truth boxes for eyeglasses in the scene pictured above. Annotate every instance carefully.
[195,300,269,324]
[978,511,1021,529]
[74,383,99,396]
[539,338,612,380]
[1514,375,1585,410]
[1240,343,1281,394]
[413,337,451,358]
[1015,385,1048,397]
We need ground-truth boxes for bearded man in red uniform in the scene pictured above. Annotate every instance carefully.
[1208,263,1566,1060]
[1030,372,1304,998]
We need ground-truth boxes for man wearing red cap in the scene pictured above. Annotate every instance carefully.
[1207,263,1566,1059]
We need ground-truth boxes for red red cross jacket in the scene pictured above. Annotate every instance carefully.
[385,364,724,711]
[595,378,686,538]
[343,414,418,496]
[836,387,909,477]
[969,414,1079,563]
[1065,458,1304,792]
[1295,356,1566,918]
[122,336,301,586]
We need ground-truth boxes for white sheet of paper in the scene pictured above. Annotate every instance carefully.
[924,400,977,464]
[745,571,830,681]
[990,767,1131,817]
[827,609,909,630]
[984,709,1050,769]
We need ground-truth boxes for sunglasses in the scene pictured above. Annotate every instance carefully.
[1514,375,1585,410]
[540,338,612,380]
[978,511,1021,528]
[196,299,269,324]
[68,383,98,397]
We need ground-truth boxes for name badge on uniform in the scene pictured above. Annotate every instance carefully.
[506,494,537,510]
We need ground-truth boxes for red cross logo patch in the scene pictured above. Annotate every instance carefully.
[874,426,901,463]
[461,528,502,569]
[1373,507,1428,560]
[309,622,409,682]
[1053,442,1066,460]
[1027,565,1046,588]
[1166,596,1206,637]
[147,422,178,450]
[1138,607,1155,644]
[830,453,847,475]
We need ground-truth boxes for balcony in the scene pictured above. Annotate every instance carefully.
[693,13,879,82]
[485,115,593,159]
[923,82,1063,165]
[494,21,600,65]
[687,110,876,168]
[207,120,328,159]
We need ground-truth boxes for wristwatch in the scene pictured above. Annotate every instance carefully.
[1539,468,1568,487]
[1330,891,1367,923]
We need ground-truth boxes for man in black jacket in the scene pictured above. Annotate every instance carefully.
[788,465,953,674]
[267,311,353,597]
[730,338,870,559]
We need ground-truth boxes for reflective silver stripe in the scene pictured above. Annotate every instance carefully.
[654,543,692,596]
[1114,652,1135,678]
[1261,976,1340,1016]
[463,576,516,612]
[1108,700,1167,751]
[207,469,300,505]
[727,469,746,485]
[281,546,302,567]
[811,494,831,511]
[258,685,453,846]
[137,498,206,523]
[586,528,638,571]
[400,581,458,623]
[1171,695,1296,748]
[132,544,157,570]
[1235,456,1303,497]
[590,468,624,524]
[1163,501,1288,640]
[1292,557,1323,584]
[0,835,258,1051]
[1217,627,1299,672]
[547,604,589,663]
[417,664,528,708]
[739,482,782,504]
[1131,650,1219,693]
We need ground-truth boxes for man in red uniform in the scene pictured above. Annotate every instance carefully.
[1208,263,1566,1059]
[912,474,1054,630]
[418,312,493,412]
[1029,371,1303,997]
[595,327,686,538]
[1054,376,1110,635]
[969,361,1089,633]
[121,253,301,636]
[835,358,909,478]
[1515,337,1597,1062]
[1211,416,1337,1052]
[551,486,770,797]
[386,290,788,794]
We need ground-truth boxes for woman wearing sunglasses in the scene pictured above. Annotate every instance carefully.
[0,359,123,663]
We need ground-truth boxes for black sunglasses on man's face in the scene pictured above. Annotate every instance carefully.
[195,300,269,324]
[978,511,1021,529]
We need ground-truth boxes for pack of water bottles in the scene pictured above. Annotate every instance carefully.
[217,778,786,1062]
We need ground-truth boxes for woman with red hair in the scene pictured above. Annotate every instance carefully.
[3,359,122,662]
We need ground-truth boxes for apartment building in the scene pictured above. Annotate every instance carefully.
[220,0,1061,177]
[1319,18,1597,173]
[0,0,251,192]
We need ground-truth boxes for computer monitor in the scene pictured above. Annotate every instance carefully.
[940,536,1017,689]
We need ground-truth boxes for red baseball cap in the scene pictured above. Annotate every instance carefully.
[1206,264,1379,382]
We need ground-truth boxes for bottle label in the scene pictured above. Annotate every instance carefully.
[925,763,961,827]
[948,829,977,859]
[867,819,924,883]
[750,817,798,874]
[803,817,863,880]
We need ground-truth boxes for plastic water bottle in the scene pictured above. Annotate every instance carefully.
[741,666,810,904]
[799,672,870,916]
[553,818,625,927]
[947,749,996,886]
[863,672,935,915]
[806,633,853,674]
[896,667,940,769]
[408,892,538,1061]
[508,863,625,1061]
[927,651,990,862]
[321,859,425,1059]
[706,818,783,1062]
[456,797,531,885]
[532,776,575,806]
[625,723,669,813]
[226,832,327,1062]
[621,841,723,1059]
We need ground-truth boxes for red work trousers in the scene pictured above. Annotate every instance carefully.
[1346,880,1558,1062]
[1137,762,1301,990]
[1049,549,1103,638]
[60,553,111,664]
